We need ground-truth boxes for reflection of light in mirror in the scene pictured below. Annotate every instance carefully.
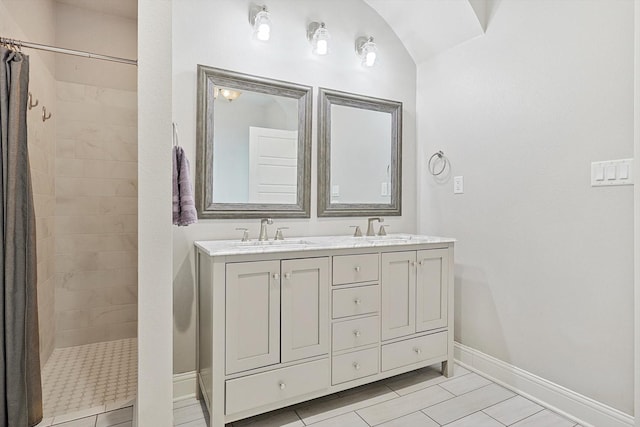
[214,87,242,102]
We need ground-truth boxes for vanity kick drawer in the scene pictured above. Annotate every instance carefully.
[333,254,379,285]
[331,347,379,385]
[332,316,380,352]
[332,285,379,319]
[381,332,447,372]
[225,358,329,415]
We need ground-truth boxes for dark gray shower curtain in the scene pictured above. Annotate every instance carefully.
[0,46,43,427]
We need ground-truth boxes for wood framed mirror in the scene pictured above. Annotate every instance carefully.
[195,65,312,219]
[317,88,402,217]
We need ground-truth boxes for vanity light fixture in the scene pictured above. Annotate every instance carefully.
[252,5,272,41]
[308,22,330,56]
[357,36,378,67]
[214,87,242,102]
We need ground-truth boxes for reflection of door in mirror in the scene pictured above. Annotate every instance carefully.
[330,105,392,204]
[212,91,298,203]
[248,127,298,204]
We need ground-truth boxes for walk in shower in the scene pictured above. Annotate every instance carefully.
[2,0,138,423]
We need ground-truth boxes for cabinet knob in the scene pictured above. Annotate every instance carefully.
[414,347,422,355]
[354,298,362,305]
[411,261,416,267]
[418,260,424,266]
[354,266,361,272]
[353,362,361,370]
[272,273,280,280]
[353,330,361,337]
[284,272,291,279]
[279,382,286,390]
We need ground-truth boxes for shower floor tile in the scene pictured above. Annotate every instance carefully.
[42,338,137,419]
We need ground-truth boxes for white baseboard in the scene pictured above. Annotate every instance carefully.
[454,343,634,427]
[173,371,198,402]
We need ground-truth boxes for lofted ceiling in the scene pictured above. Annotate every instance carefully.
[51,0,486,65]
[364,0,487,64]
[55,0,137,19]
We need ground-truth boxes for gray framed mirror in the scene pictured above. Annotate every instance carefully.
[196,65,312,219]
[318,88,402,217]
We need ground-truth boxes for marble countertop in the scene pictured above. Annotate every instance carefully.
[195,234,456,257]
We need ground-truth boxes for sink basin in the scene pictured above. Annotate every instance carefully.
[234,239,314,247]
[363,234,414,244]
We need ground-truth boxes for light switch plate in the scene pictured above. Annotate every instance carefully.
[454,176,464,194]
[591,159,634,187]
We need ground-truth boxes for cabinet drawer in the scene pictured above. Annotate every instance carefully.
[333,254,379,285]
[381,332,447,372]
[332,285,379,319]
[332,316,380,352]
[331,347,379,385]
[225,358,329,415]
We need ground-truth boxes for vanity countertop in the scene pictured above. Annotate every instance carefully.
[195,234,456,257]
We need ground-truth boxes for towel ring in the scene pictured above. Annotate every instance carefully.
[428,151,447,176]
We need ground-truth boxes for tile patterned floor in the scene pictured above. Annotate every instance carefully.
[39,338,137,425]
[37,362,584,427]
[173,364,584,427]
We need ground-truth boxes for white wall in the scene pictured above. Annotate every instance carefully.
[138,0,173,425]
[634,1,639,422]
[172,0,417,374]
[418,0,634,415]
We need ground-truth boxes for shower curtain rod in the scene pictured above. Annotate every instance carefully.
[0,37,137,66]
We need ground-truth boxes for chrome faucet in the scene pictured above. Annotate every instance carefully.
[258,218,273,241]
[366,217,383,236]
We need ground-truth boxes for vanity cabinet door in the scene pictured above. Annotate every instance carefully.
[226,260,281,374]
[381,251,416,340]
[416,249,448,332]
[281,257,329,363]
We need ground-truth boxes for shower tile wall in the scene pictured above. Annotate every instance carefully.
[28,59,57,366]
[54,81,138,348]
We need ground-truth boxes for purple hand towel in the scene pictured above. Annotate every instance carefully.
[172,146,198,226]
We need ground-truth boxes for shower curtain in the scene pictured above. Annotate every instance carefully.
[0,47,43,427]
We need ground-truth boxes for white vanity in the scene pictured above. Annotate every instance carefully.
[195,234,455,426]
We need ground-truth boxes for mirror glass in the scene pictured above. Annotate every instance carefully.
[318,88,402,217]
[196,66,312,218]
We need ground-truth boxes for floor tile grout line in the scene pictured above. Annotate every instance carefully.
[499,406,545,426]
[353,410,372,426]
[385,370,472,398]
[424,393,515,426]
[296,387,401,424]
[480,407,508,426]
[438,408,508,426]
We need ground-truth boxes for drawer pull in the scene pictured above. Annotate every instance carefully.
[354,298,362,305]
[272,273,280,280]
[354,266,361,272]
[414,347,422,355]
[353,362,361,370]
[353,330,361,337]
[278,382,286,390]
[284,272,291,279]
